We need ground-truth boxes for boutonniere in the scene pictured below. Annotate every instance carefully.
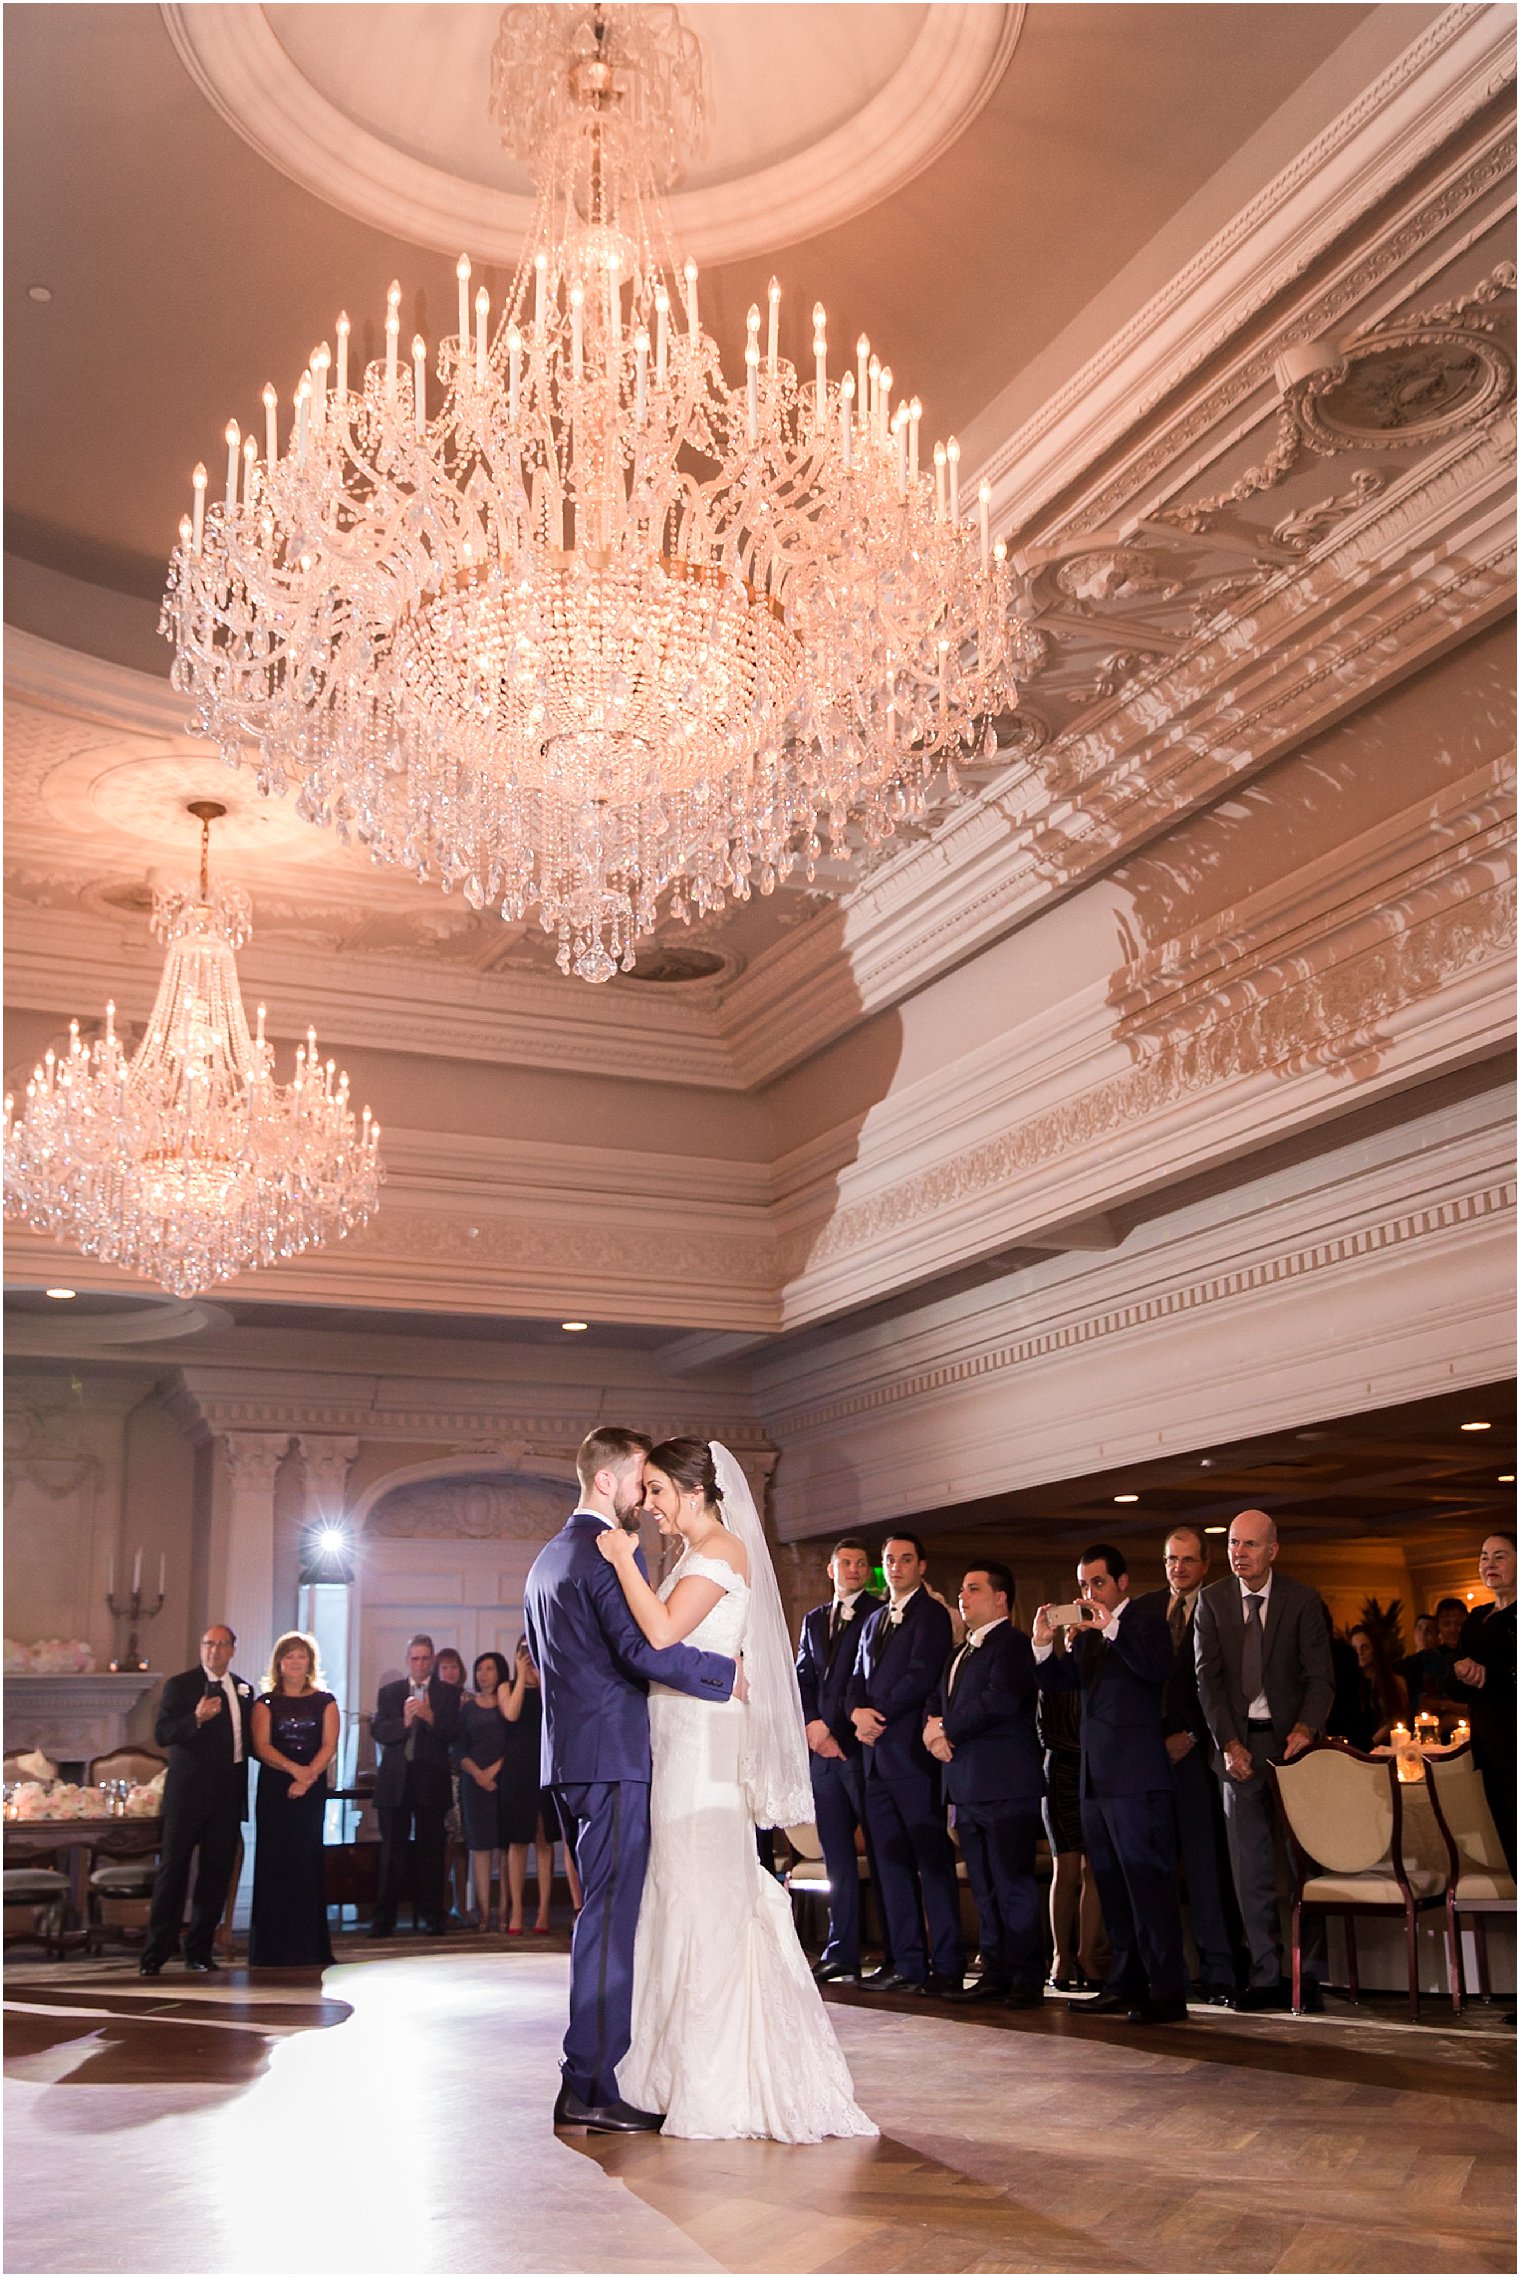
[838,1605,855,1625]
[237,1683,251,1697]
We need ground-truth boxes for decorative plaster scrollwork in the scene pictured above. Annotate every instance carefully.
[370,1477,570,1540]
[1271,469,1387,552]
[1053,549,1184,608]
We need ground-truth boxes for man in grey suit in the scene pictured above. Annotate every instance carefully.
[1193,1509,1335,2011]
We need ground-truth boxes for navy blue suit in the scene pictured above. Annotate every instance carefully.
[524,1511,736,2105]
[796,1591,883,1970]
[848,1589,964,1985]
[1037,1592,1186,2005]
[928,1621,1045,1993]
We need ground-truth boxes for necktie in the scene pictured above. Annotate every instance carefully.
[828,1602,842,1645]
[405,1684,423,1761]
[1168,1594,1188,1650]
[1241,1594,1265,1704]
[222,1673,243,1764]
[947,1640,973,1695]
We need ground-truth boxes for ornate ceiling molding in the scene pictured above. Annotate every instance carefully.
[161,3,1021,266]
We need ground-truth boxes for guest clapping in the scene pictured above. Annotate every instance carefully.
[455,1653,511,1931]
[249,1632,339,1968]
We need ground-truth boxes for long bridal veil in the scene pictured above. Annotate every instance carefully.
[709,1442,813,1829]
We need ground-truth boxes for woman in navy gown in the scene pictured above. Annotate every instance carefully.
[249,1632,339,1967]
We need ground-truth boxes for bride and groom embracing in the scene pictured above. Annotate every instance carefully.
[523,1426,876,2143]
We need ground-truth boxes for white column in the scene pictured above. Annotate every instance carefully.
[219,1433,289,1679]
[296,1435,361,1787]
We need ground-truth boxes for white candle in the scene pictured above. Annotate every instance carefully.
[634,327,648,425]
[934,439,946,521]
[856,334,869,418]
[475,287,490,384]
[947,436,960,522]
[336,313,349,399]
[868,354,880,434]
[295,379,310,466]
[158,1552,166,1599]
[684,257,699,337]
[978,479,991,570]
[655,286,669,382]
[878,366,893,448]
[813,304,827,428]
[132,1547,143,1594]
[746,342,759,444]
[385,280,401,401]
[263,383,278,465]
[909,397,921,484]
[894,405,908,497]
[456,254,471,346]
[243,435,256,501]
[224,420,240,510]
[840,373,854,469]
[507,323,522,422]
[767,277,780,376]
[178,513,193,556]
[106,1550,114,1599]
[312,345,328,433]
[412,335,427,433]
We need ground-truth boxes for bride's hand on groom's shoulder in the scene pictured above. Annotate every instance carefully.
[595,1527,636,1568]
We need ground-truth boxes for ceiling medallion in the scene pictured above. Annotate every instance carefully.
[3,805,382,1298]
[164,3,1038,981]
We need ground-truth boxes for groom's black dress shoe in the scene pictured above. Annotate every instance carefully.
[553,2085,664,2134]
[1073,1990,1132,2014]
[812,1960,862,1984]
[860,1969,924,1994]
[942,1975,1009,2004]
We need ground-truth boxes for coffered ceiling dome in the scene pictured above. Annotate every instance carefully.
[163,1,1023,264]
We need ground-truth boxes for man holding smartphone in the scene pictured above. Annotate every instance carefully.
[1034,1546,1188,2025]
[141,1623,254,1976]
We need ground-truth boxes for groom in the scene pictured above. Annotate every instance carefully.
[524,1425,740,2134]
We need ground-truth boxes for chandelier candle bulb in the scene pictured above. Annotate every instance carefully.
[767,277,780,375]
[746,339,759,444]
[261,384,277,464]
[868,354,880,431]
[878,366,893,448]
[683,257,698,336]
[335,313,349,399]
[412,336,427,433]
[295,379,310,468]
[856,334,869,415]
[840,372,854,469]
[910,396,921,482]
[654,284,669,381]
[457,254,472,345]
[947,437,960,521]
[223,421,240,511]
[894,405,908,496]
[312,345,328,432]
[507,324,522,421]
[934,439,947,521]
[242,436,256,500]
[191,461,206,551]
[474,287,490,383]
[570,281,584,380]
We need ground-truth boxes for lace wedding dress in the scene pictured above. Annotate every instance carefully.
[618,1549,877,2142]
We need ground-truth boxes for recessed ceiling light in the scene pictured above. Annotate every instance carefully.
[1499,1475,1515,1485]
[1204,1524,1227,1535]
[44,1287,77,1300]
[27,284,51,303]
[560,1320,588,1333]
[1198,1458,1213,1468]
[1461,1420,1492,1432]
[1112,1492,1139,1504]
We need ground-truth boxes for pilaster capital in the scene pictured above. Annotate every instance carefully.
[296,1433,361,1511]
[221,1432,290,1495]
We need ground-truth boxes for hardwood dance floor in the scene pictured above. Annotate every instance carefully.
[5,1936,1514,2276]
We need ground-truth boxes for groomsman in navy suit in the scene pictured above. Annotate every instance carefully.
[525,1427,739,2134]
[848,1533,965,1996]
[795,1537,884,1983]
[1035,1542,1189,2025]
[924,1562,1046,2007]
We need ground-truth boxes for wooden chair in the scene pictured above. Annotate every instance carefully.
[1270,1743,1456,2021]
[3,1869,71,1957]
[1424,1746,1517,2004]
[84,1745,166,1789]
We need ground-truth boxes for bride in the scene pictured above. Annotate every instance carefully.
[596,1437,876,2144]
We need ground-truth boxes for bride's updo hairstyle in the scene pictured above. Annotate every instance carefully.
[648,1437,723,1514]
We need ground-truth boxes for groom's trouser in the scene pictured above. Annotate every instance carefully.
[553,1778,651,2106]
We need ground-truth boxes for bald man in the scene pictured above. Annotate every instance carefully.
[1193,1510,1334,2011]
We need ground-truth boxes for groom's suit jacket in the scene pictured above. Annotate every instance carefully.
[523,1510,737,1787]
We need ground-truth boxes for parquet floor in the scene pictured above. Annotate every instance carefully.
[5,1933,1513,2275]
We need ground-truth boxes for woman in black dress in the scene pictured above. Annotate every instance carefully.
[455,1653,510,1932]
[501,1638,581,1933]
[249,1632,339,1967]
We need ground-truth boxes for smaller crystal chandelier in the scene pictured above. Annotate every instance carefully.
[3,802,383,1298]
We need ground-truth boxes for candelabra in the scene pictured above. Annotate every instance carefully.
[106,1585,165,1673]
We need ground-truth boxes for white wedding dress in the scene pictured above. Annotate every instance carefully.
[617,1550,878,2142]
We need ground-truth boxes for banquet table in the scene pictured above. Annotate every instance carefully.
[5,1816,162,1925]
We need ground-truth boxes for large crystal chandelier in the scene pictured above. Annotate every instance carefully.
[164,4,1038,981]
[3,804,383,1298]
